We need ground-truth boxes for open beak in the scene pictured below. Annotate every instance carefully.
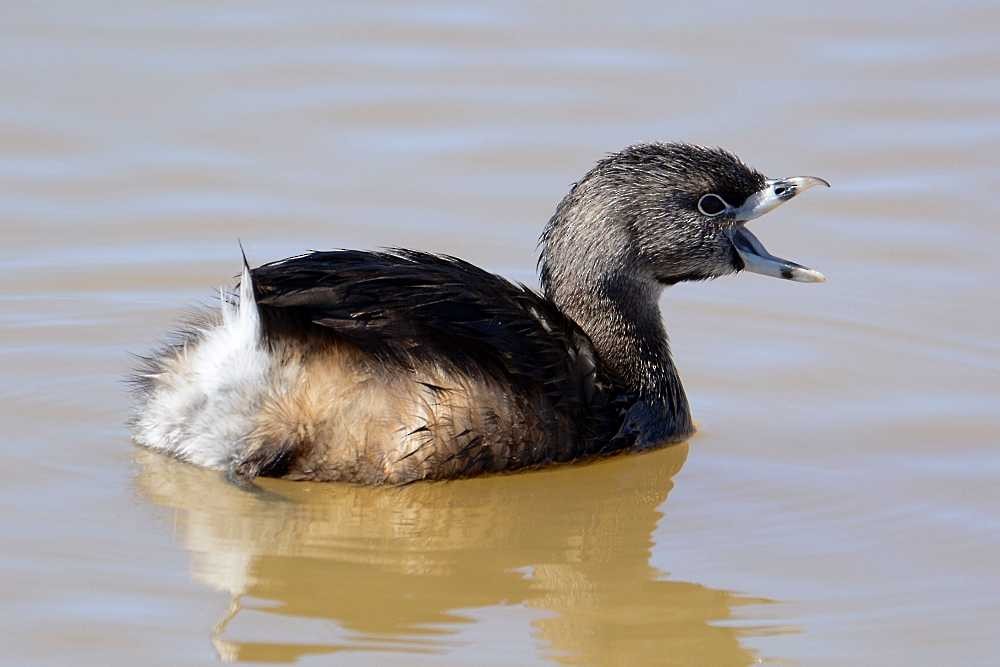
[728,176,830,283]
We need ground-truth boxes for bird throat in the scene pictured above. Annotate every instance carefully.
[544,268,691,424]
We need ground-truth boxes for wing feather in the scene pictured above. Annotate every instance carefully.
[248,249,597,413]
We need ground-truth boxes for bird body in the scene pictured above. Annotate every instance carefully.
[133,251,624,484]
[130,143,828,485]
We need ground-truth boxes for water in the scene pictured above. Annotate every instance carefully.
[2,2,999,665]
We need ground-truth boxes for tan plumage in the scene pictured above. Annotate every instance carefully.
[237,339,580,483]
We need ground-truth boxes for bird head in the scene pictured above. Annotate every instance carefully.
[542,143,829,291]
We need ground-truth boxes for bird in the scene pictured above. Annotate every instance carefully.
[129,142,829,486]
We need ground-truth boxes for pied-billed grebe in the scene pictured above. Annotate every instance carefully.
[130,143,828,485]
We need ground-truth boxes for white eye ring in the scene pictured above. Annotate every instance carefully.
[697,193,730,217]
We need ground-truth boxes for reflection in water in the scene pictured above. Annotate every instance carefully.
[135,445,778,665]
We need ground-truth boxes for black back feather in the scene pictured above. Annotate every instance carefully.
[249,249,599,415]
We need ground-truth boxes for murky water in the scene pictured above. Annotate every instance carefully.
[3,2,999,665]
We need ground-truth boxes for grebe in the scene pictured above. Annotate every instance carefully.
[130,143,828,485]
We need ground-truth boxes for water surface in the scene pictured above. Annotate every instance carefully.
[2,2,999,665]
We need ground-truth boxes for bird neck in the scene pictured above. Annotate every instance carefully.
[551,269,686,398]
[539,249,690,433]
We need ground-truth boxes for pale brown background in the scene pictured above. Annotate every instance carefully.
[2,2,998,666]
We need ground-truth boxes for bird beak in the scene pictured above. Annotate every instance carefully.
[728,176,830,283]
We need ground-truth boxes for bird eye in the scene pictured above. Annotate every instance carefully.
[697,193,728,217]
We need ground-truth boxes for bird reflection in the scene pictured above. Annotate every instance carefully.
[134,445,775,665]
